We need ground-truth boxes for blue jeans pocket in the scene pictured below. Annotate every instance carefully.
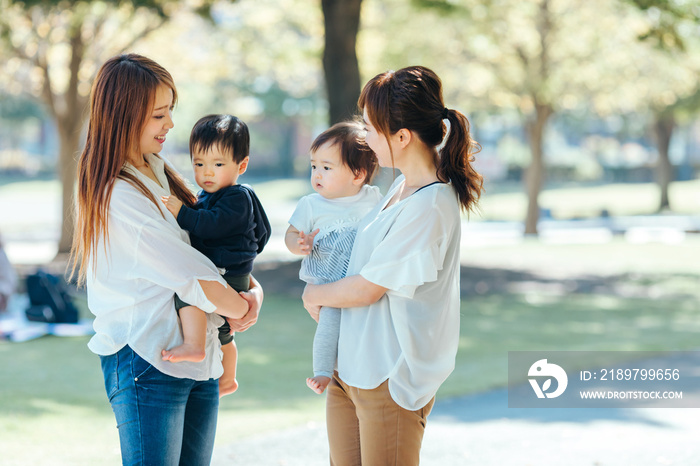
[130,349,157,382]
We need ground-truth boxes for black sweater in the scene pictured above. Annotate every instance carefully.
[176,184,271,276]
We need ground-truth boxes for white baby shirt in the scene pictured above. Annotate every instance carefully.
[289,184,383,284]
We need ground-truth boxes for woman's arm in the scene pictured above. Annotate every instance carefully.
[302,275,387,322]
[198,279,249,319]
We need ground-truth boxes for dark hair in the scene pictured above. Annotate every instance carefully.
[358,65,483,212]
[71,53,195,284]
[189,114,249,163]
[310,120,378,185]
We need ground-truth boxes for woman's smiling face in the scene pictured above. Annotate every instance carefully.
[139,84,174,156]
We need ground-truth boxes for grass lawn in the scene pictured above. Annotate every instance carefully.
[476,178,700,221]
[2,267,700,464]
[0,294,325,466]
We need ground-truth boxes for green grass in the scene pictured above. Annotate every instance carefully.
[0,294,324,466]
[3,267,700,464]
[476,178,700,221]
[443,291,700,397]
[463,236,700,275]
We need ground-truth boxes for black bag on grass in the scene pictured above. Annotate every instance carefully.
[25,271,79,324]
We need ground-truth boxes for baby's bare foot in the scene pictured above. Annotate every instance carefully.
[161,344,205,363]
[306,376,331,394]
[219,377,239,397]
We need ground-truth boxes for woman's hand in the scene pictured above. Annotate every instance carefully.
[228,276,263,332]
[228,291,259,332]
[301,276,387,323]
[302,284,321,323]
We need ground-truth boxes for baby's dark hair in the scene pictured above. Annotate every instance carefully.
[310,120,378,185]
[189,114,249,163]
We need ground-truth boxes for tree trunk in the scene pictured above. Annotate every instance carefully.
[56,27,87,254]
[524,103,553,235]
[653,112,675,212]
[56,122,82,254]
[321,0,363,125]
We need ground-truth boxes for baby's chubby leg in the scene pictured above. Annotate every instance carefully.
[162,305,207,362]
[307,306,341,394]
[218,338,239,397]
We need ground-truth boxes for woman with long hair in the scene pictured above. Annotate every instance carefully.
[71,53,262,465]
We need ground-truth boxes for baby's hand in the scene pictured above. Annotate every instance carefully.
[161,195,183,217]
[297,228,320,255]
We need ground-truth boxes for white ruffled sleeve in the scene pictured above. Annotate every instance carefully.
[359,194,456,299]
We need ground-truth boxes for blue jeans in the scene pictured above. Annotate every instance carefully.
[100,345,219,466]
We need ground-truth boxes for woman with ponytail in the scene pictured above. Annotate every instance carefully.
[71,54,262,465]
[303,65,482,465]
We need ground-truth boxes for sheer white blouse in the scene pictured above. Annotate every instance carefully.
[87,153,227,381]
[337,175,461,410]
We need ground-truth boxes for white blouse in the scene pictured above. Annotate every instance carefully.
[337,175,462,410]
[87,153,228,381]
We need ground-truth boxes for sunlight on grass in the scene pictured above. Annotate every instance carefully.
[441,289,700,398]
[2,281,699,464]
[477,179,700,221]
[463,236,700,276]
[2,237,700,464]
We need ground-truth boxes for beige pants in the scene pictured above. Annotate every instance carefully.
[326,373,435,466]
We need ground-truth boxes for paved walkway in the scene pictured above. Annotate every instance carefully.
[213,388,700,466]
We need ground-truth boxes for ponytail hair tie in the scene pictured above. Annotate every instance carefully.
[442,107,449,119]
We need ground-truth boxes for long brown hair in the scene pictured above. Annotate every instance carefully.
[70,54,195,284]
[358,66,483,212]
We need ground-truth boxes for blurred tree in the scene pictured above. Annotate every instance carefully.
[625,0,700,211]
[0,0,209,255]
[0,92,47,161]
[321,0,363,124]
[409,0,612,233]
[184,0,324,175]
[399,0,695,229]
[626,0,699,51]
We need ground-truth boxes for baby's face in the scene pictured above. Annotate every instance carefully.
[310,143,362,200]
[192,146,244,193]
